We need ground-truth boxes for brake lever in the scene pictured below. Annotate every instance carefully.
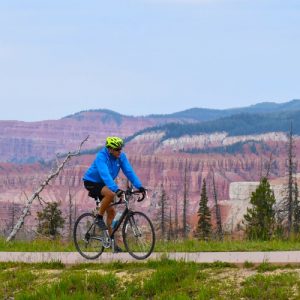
[137,190,147,202]
[121,192,126,202]
[114,192,125,204]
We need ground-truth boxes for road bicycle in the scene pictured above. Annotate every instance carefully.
[73,188,155,260]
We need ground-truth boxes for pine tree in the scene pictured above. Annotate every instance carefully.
[36,202,65,238]
[243,177,276,240]
[212,173,223,240]
[196,179,211,240]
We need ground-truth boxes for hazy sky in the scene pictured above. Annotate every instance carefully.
[1,0,300,121]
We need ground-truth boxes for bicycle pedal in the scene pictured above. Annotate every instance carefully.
[100,231,111,248]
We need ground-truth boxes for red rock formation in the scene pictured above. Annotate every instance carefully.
[0,111,187,162]
[0,146,292,237]
[1,115,299,237]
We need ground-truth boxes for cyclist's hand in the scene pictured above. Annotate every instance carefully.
[139,186,146,194]
[115,189,124,198]
[137,187,147,202]
[138,186,146,194]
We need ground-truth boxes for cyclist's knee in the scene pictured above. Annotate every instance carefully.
[106,207,115,219]
[101,186,115,201]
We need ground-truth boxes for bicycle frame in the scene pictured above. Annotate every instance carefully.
[109,193,132,238]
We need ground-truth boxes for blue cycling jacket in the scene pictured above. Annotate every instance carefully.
[83,147,142,192]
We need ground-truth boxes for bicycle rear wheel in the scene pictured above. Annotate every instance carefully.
[73,212,104,259]
[122,211,155,260]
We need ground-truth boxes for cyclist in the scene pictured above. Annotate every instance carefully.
[82,136,146,251]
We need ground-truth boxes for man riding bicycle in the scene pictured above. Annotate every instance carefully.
[82,136,146,251]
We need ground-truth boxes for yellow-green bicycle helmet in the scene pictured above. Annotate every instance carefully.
[106,136,124,149]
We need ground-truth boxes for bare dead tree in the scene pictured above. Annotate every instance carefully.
[286,123,296,237]
[182,159,189,239]
[65,165,78,241]
[67,187,73,240]
[6,136,88,242]
[265,152,274,179]
[74,195,78,224]
[212,172,223,240]
[293,182,300,234]
[276,123,298,237]
[259,156,264,179]
[174,192,179,239]
[167,207,174,241]
[9,199,17,231]
[156,183,168,240]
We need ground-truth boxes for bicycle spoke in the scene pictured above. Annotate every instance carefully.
[122,211,155,260]
[73,213,104,259]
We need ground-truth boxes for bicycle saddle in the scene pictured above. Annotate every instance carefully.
[88,191,98,200]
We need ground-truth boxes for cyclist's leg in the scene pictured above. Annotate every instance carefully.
[106,201,123,252]
[106,205,116,235]
[99,186,115,229]
[83,181,107,229]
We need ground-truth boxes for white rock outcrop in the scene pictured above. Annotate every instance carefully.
[157,131,290,152]
[222,175,299,232]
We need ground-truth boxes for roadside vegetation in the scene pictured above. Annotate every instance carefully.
[1,258,300,299]
[3,237,300,252]
[2,124,299,259]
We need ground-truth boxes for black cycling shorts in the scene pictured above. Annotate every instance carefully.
[83,180,105,201]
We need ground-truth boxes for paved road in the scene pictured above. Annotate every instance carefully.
[1,251,300,264]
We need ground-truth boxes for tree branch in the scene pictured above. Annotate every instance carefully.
[6,136,89,242]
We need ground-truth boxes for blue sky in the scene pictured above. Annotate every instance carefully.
[0,0,300,121]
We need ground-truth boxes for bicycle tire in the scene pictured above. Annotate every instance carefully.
[73,212,104,259]
[122,211,155,260]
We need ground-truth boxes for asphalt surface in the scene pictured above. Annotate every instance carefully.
[1,251,300,264]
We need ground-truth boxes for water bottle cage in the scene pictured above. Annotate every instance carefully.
[112,212,122,229]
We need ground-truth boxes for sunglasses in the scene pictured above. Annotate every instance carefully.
[114,148,122,152]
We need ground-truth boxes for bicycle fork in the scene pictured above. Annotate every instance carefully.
[128,215,142,237]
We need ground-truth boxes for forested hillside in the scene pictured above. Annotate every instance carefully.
[129,110,300,142]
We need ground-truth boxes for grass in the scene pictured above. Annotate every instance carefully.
[0,238,75,252]
[1,259,300,299]
[155,238,300,252]
[3,237,300,252]
[241,272,298,300]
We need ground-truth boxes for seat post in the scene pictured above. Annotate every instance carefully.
[95,198,101,207]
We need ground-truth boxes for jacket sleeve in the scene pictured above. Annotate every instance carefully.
[95,153,119,192]
[120,153,142,189]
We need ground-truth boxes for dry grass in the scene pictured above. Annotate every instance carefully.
[2,260,300,299]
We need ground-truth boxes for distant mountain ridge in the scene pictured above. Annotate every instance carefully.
[0,110,182,163]
[148,99,300,121]
[0,99,299,163]
[61,99,300,123]
[63,109,124,125]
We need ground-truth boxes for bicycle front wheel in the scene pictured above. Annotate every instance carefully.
[122,211,155,260]
[73,212,104,260]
